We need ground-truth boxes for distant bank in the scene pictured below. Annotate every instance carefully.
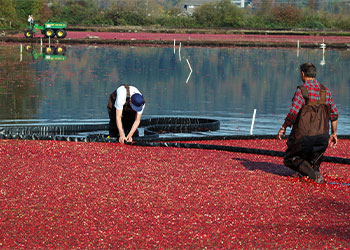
[2,26,350,49]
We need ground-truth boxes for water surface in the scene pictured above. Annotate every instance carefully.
[1,44,349,135]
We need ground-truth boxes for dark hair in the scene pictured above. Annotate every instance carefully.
[300,62,316,78]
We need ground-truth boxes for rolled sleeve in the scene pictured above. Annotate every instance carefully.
[327,92,339,121]
[284,88,304,127]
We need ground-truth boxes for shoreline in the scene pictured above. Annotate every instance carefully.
[2,28,350,48]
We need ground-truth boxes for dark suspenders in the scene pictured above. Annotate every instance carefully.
[299,84,326,105]
[122,84,130,98]
[107,84,131,112]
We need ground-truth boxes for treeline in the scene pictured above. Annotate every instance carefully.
[1,0,350,30]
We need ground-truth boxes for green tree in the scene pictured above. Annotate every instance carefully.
[193,2,219,27]
[0,0,17,27]
[194,0,245,28]
[50,0,101,25]
[15,0,44,21]
[104,0,156,26]
[217,0,245,27]
[272,4,302,27]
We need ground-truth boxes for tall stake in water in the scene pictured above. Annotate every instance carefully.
[179,42,182,61]
[320,39,326,66]
[250,109,257,135]
[297,40,300,57]
[20,44,22,62]
[186,59,192,84]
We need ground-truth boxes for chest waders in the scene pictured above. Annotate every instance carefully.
[284,84,331,182]
[107,85,138,138]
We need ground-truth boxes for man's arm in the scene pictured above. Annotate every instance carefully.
[329,119,338,147]
[126,113,142,142]
[116,109,126,144]
[327,88,338,147]
[277,87,304,140]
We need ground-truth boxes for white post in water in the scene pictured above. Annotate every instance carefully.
[20,44,22,62]
[320,39,326,66]
[250,109,257,135]
[179,42,182,61]
[174,39,176,54]
[40,37,43,53]
[186,58,193,84]
[296,40,300,57]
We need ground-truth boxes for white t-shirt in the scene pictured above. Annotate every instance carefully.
[114,85,145,114]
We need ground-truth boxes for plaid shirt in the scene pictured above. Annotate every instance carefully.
[284,79,338,127]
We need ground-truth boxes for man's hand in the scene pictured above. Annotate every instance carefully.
[119,134,126,144]
[277,126,286,140]
[329,134,338,147]
[125,135,133,143]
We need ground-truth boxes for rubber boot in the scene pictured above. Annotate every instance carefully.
[298,160,317,181]
[314,171,325,184]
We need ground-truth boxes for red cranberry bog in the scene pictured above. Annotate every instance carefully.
[0,135,349,248]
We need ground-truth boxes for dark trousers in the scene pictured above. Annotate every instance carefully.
[108,108,139,138]
[284,133,329,176]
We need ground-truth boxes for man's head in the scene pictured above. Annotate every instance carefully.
[130,93,145,112]
[300,62,316,81]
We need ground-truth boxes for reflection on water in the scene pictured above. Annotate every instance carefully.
[24,44,67,61]
[0,44,349,135]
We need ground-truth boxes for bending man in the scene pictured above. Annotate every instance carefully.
[107,84,145,144]
[277,62,338,184]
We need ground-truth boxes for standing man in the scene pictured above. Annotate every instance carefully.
[28,15,34,27]
[107,84,145,144]
[277,62,338,184]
